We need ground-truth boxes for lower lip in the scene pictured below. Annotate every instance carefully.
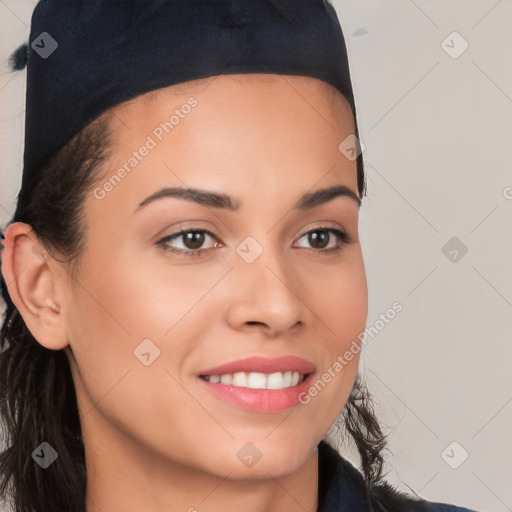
[198,373,316,413]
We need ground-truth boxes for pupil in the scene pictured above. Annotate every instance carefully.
[310,231,329,249]
[185,231,204,250]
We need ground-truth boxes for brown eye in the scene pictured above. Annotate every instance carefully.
[308,230,330,249]
[294,227,353,254]
[181,231,206,250]
[158,229,219,256]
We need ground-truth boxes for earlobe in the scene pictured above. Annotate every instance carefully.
[1,222,69,350]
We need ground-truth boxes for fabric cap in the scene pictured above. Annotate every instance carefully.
[10,0,359,222]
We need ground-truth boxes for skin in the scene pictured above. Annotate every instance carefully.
[2,74,368,512]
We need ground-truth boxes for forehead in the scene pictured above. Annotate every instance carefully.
[87,73,358,222]
[113,74,353,165]
[112,73,354,128]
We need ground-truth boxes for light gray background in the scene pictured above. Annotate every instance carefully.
[1,1,511,511]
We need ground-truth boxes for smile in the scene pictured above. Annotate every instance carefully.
[200,371,307,389]
[197,355,316,412]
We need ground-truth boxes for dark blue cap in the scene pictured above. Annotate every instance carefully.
[9,0,358,223]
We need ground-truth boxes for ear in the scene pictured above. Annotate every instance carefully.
[1,222,69,350]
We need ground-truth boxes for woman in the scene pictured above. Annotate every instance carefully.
[0,1,479,511]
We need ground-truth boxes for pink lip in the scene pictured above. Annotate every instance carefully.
[197,356,317,413]
[198,356,316,376]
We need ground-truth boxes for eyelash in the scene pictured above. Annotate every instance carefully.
[157,226,354,258]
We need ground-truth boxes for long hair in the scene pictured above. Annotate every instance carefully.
[0,112,112,512]
[1,99,422,512]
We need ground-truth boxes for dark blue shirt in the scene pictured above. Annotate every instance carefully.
[317,441,479,512]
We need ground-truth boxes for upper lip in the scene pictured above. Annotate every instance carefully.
[198,356,316,376]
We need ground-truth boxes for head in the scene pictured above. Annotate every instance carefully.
[0,73,384,511]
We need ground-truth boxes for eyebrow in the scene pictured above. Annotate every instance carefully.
[134,184,361,213]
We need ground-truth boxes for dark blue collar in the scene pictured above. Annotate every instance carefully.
[316,441,479,512]
[317,440,373,512]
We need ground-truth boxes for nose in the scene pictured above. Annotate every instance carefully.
[225,248,306,338]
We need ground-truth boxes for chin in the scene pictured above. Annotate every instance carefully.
[208,434,319,480]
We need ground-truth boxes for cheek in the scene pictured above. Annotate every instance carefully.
[309,249,368,343]
[64,246,223,394]
[69,248,211,340]
[63,257,205,452]
[299,251,367,412]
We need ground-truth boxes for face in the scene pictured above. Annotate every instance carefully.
[60,74,368,479]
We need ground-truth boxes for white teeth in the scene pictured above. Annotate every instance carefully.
[247,372,267,388]
[203,371,305,390]
[220,374,232,385]
[232,372,247,387]
[267,371,285,389]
